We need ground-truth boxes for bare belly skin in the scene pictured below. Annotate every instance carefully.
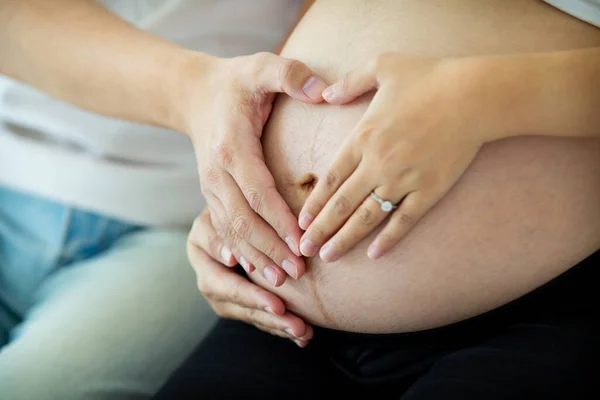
[251,0,600,333]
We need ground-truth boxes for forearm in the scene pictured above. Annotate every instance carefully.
[0,0,206,134]
[483,48,600,141]
[527,47,600,139]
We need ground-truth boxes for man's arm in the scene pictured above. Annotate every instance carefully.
[0,0,330,282]
[0,0,199,133]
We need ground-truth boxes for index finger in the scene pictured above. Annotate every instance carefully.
[233,150,303,257]
[189,243,286,316]
[322,56,380,104]
[218,172,305,280]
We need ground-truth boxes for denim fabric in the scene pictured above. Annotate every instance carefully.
[0,185,142,344]
[0,185,216,399]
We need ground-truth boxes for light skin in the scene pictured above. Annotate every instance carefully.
[189,208,312,348]
[0,0,323,286]
[197,47,600,345]
[299,48,600,262]
[6,1,597,346]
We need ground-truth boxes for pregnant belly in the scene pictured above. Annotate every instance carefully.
[253,0,600,333]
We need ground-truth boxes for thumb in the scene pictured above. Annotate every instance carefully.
[322,61,379,104]
[255,53,328,103]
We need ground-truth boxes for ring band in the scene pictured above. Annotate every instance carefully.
[370,191,399,212]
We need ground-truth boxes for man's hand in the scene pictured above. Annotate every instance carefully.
[185,52,327,287]
[1,1,327,284]
[189,209,312,347]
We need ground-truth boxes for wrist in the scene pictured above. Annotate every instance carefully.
[166,50,220,136]
[478,55,544,142]
[445,55,539,144]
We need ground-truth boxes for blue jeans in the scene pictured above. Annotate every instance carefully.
[0,186,217,399]
[0,186,142,340]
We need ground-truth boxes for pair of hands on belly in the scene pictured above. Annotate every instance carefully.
[192,52,513,345]
[188,51,327,346]
[191,52,328,287]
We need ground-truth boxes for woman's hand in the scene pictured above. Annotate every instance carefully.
[184,52,328,286]
[189,208,312,348]
[298,53,507,261]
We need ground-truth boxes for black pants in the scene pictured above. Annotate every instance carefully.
[156,250,599,399]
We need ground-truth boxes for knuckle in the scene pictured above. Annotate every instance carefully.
[212,303,228,318]
[338,76,350,95]
[213,220,227,240]
[279,59,302,86]
[375,143,395,162]
[224,222,238,243]
[206,234,222,258]
[261,244,278,262]
[188,216,202,242]
[325,170,338,188]
[199,186,208,198]
[213,141,235,169]
[210,219,225,239]
[392,167,414,183]
[185,241,195,263]
[203,167,221,187]
[230,282,243,305]
[254,51,271,64]
[355,125,377,146]
[246,189,264,215]
[200,184,212,198]
[358,206,376,226]
[304,199,323,216]
[208,212,224,236]
[248,52,270,76]
[245,307,259,322]
[333,194,352,216]
[368,55,382,74]
[397,212,416,226]
[232,215,252,239]
[196,279,212,298]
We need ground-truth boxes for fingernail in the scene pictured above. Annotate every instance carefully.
[298,212,314,230]
[263,266,279,287]
[300,239,318,257]
[319,242,338,262]
[264,306,275,315]
[322,85,336,102]
[281,259,298,279]
[239,256,250,273]
[294,339,309,348]
[302,76,328,100]
[301,328,314,341]
[221,246,232,264]
[285,236,300,257]
[367,242,382,260]
[285,328,296,337]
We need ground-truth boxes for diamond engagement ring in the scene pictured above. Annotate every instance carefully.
[370,191,399,212]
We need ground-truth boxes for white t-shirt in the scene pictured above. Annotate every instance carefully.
[1,1,598,227]
[544,0,600,28]
[0,0,300,227]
